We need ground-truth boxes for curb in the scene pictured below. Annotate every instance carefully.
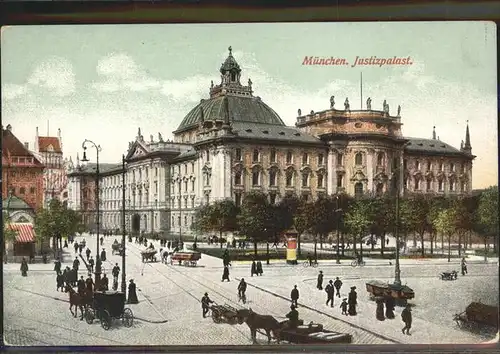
[235,277,402,344]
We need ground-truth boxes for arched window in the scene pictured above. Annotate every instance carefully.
[286,171,294,187]
[354,182,363,198]
[414,178,420,190]
[355,152,363,165]
[317,174,324,188]
[252,171,260,186]
[270,149,277,163]
[426,179,432,191]
[301,172,309,187]
[269,170,277,186]
[234,172,242,185]
[377,152,384,166]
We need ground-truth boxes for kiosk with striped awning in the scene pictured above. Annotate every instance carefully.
[8,223,36,243]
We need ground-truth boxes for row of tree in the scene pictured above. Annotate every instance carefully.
[192,186,499,260]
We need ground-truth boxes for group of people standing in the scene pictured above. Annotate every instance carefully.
[316,271,357,315]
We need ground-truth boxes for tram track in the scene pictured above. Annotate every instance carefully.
[124,243,260,344]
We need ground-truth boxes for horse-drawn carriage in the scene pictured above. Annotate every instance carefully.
[171,251,201,266]
[112,241,124,256]
[210,306,352,345]
[439,270,458,280]
[141,249,158,263]
[366,280,415,304]
[84,291,134,330]
[454,302,498,331]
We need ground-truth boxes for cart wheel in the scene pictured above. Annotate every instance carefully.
[211,311,221,323]
[101,310,111,330]
[123,307,134,328]
[85,306,95,324]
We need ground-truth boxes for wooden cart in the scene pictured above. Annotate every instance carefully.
[454,302,498,330]
[366,280,414,304]
[171,251,201,266]
[210,304,239,324]
[280,322,352,344]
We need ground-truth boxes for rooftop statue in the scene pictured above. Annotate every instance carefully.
[330,95,335,108]
[298,109,302,116]
[158,132,164,142]
[344,98,350,112]
[366,97,372,110]
[397,105,401,116]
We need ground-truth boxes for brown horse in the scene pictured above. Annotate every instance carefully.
[235,308,281,344]
[64,284,92,320]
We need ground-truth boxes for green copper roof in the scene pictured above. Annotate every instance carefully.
[175,95,285,133]
[3,195,32,210]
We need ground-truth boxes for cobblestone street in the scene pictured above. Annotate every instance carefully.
[3,234,498,346]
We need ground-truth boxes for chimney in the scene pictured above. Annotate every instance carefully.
[24,142,29,150]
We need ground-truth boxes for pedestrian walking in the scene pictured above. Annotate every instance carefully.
[333,277,343,298]
[256,260,263,276]
[86,248,91,261]
[101,273,109,291]
[73,257,80,272]
[112,263,120,284]
[307,253,313,266]
[100,237,104,246]
[401,304,412,335]
[251,260,257,277]
[385,296,395,319]
[461,257,468,275]
[20,257,29,276]
[201,292,214,318]
[79,244,84,255]
[238,278,247,303]
[85,274,94,293]
[127,279,139,304]
[54,257,62,274]
[89,256,95,273]
[62,267,70,287]
[376,297,385,321]
[290,285,299,307]
[222,265,230,282]
[317,270,324,290]
[325,280,335,307]
[64,240,68,248]
[56,271,64,291]
[348,286,357,316]
[74,241,79,254]
[340,298,348,315]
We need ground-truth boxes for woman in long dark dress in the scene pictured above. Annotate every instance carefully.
[348,286,357,316]
[127,279,139,304]
[251,260,257,277]
[56,271,64,291]
[20,258,28,276]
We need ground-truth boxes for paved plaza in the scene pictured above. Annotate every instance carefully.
[3,233,498,346]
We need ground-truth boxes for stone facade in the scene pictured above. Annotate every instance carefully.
[65,48,475,238]
[2,125,45,213]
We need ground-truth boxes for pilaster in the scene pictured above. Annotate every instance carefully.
[327,148,335,194]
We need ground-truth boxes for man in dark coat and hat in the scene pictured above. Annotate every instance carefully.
[62,266,70,287]
[222,265,230,282]
[334,277,343,298]
[317,271,324,290]
[325,280,335,307]
[20,257,29,276]
[256,260,263,276]
[77,276,86,295]
[74,241,79,254]
[85,274,94,293]
[201,292,214,318]
[285,304,300,329]
[101,273,109,291]
[86,248,91,261]
[54,257,62,274]
[238,278,247,303]
[290,285,299,307]
[56,271,64,291]
[251,260,257,277]
[127,279,139,304]
[78,243,84,255]
[88,256,95,273]
[385,296,395,319]
[401,304,412,335]
[73,255,80,270]
[348,286,357,316]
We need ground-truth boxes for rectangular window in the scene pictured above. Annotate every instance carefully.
[438,180,444,191]
[415,161,420,170]
[191,180,195,191]
[270,149,277,163]
[337,174,343,188]
[235,193,241,207]
[302,153,309,165]
[235,148,242,161]
[286,151,293,164]
[252,150,259,163]
[286,173,293,187]
[184,164,187,174]
[184,181,188,192]
[439,163,444,171]
[450,163,455,172]
[427,161,431,170]
[337,153,343,166]
[235,172,242,185]
[426,180,431,191]
[302,174,309,187]
[318,153,324,166]
[450,181,455,191]
[206,151,210,162]
[192,163,195,173]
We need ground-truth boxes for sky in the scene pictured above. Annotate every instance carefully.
[1,22,497,189]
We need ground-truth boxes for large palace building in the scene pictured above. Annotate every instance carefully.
[67,47,475,237]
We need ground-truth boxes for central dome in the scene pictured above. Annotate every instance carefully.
[173,47,285,134]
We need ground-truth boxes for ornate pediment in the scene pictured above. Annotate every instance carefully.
[350,170,367,182]
[316,167,327,175]
[374,171,388,181]
[300,166,312,173]
[126,140,150,160]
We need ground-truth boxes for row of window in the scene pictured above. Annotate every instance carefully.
[406,178,466,192]
[234,148,326,166]
[11,186,36,195]
[404,159,466,173]
[234,170,325,188]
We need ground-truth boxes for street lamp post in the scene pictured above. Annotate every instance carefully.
[334,195,342,264]
[392,158,402,286]
[81,139,102,287]
[121,154,127,294]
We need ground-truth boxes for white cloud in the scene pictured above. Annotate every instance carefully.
[1,83,28,100]
[92,53,161,93]
[160,75,211,102]
[27,56,76,96]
